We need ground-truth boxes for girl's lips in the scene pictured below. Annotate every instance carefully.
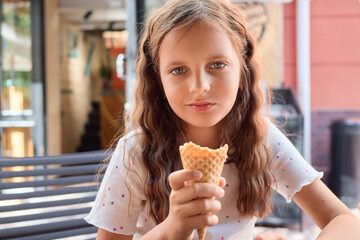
[188,102,215,111]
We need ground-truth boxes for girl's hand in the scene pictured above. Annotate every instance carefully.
[163,169,225,240]
[253,232,289,240]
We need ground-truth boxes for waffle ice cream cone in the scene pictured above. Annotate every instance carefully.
[179,142,228,240]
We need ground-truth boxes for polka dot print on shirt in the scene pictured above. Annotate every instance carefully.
[84,123,324,239]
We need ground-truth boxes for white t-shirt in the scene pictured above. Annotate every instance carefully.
[85,121,323,239]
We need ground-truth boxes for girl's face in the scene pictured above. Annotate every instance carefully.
[159,22,241,130]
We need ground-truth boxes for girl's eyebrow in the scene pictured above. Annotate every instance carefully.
[164,54,231,69]
[164,61,185,69]
[208,54,230,60]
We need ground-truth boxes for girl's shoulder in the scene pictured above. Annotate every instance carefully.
[262,115,288,148]
[111,129,143,167]
[262,115,273,143]
[115,129,142,150]
[262,115,303,159]
[107,129,148,183]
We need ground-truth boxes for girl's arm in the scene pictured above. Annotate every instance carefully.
[96,228,133,240]
[253,232,288,240]
[293,178,360,239]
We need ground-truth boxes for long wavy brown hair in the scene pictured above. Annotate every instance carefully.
[128,0,273,224]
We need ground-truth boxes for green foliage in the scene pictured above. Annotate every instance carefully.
[3,3,31,37]
[2,71,32,87]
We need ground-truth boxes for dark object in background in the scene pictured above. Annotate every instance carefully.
[77,102,101,152]
[329,118,360,208]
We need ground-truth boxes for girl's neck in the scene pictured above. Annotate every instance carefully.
[185,124,220,149]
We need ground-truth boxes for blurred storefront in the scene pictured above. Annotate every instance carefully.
[0,0,314,159]
[0,0,45,157]
[0,0,293,157]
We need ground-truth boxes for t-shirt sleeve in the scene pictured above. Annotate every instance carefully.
[265,120,324,202]
[84,133,147,235]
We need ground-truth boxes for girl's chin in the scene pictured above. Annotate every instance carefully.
[183,119,223,129]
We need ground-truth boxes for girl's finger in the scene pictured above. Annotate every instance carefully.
[168,169,202,191]
[175,198,222,217]
[219,177,226,188]
[171,182,224,204]
[182,213,219,230]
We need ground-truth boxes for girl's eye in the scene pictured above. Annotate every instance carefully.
[210,62,225,69]
[171,67,186,75]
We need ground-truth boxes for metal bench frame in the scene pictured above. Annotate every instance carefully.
[1,149,302,239]
[0,150,111,240]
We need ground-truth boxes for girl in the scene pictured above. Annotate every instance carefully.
[85,0,360,239]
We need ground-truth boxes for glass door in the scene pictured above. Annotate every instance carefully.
[0,0,45,157]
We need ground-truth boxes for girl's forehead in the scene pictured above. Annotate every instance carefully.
[158,21,241,67]
[162,21,228,49]
[158,21,241,61]
[169,21,225,38]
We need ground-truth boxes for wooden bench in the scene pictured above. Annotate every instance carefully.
[0,150,111,240]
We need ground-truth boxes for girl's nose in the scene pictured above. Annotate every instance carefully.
[189,72,210,93]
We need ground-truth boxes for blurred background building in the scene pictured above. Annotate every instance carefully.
[0,0,359,187]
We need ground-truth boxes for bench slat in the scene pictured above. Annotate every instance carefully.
[0,150,111,167]
[12,226,97,240]
[0,185,99,200]
[0,195,96,212]
[0,150,111,239]
[0,174,102,189]
[0,207,92,224]
[0,164,105,178]
[0,218,92,239]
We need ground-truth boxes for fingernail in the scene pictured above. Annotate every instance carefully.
[194,170,202,178]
